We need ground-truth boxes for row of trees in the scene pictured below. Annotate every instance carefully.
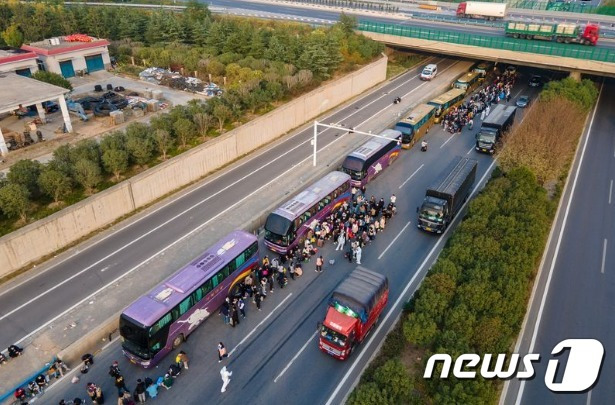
[348,78,600,404]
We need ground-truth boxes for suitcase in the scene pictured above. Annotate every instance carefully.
[317,239,324,248]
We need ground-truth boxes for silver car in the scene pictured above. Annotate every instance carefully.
[516,95,530,108]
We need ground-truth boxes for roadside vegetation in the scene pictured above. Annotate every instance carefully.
[0,4,385,235]
[348,78,599,404]
[596,0,615,15]
[385,49,426,79]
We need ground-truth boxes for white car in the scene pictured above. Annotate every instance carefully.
[420,64,438,81]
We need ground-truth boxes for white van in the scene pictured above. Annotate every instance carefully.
[420,64,438,81]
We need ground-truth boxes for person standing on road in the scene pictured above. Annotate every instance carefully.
[254,291,262,311]
[220,366,233,393]
[95,385,105,404]
[316,256,324,272]
[109,361,121,379]
[114,374,128,395]
[238,298,246,319]
[355,245,362,265]
[135,379,146,403]
[218,342,229,363]
[336,232,346,251]
[145,379,158,399]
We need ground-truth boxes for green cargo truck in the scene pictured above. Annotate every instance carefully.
[504,21,599,45]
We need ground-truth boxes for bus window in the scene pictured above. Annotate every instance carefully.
[192,287,204,303]
[212,272,224,288]
[179,296,193,316]
[150,312,172,336]
[235,253,246,269]
[200,279,213,296]
[318,199,327,210]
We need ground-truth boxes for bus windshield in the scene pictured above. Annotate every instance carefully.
[394,122,412,136]
[341,156,365,181]
[320,325,347,347]
[120,315,151,359]
[265,213,292,246]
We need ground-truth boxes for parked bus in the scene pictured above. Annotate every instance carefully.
[472,61,494,79]
[453,71,481,93]
[428,88,466,124]
[341,129,401,187]
[394,104,436,149]
[120,230,259,368]
[264,171,351,254]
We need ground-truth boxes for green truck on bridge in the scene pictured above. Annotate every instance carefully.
[505,21,600,46]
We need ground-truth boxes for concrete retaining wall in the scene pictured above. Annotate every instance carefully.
[0,56,387,277]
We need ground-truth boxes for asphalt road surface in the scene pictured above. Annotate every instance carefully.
[39,70,542,405]
[205,0,615,50]
[501,80,615,405]
[0,59,467,351]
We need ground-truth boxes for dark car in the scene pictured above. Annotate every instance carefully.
[75,96,103,111]
[506,65,517,75]
[529,75,543,87]
[516,95,530,108]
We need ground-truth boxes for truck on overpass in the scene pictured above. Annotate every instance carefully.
[505,21,600,46]
[456,2,507,20]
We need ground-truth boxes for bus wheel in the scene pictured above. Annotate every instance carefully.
[172,334,185,349]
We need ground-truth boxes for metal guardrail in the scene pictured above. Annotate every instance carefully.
[358,20,615,63]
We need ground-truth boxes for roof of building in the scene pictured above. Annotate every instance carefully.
[22,35,110,56]
[0,47,37,65]
[0,72,69,114]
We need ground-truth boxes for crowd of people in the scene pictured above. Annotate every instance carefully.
[442,69,517,134]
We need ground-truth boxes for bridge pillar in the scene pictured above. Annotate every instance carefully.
[569,70,582,82]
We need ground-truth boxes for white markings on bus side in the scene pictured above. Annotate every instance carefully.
[229,293,293,356]
[378,221,412,260]
[274,330,318,383]
[399,164,424,189]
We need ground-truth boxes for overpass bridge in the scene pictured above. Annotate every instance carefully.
[358,21,615,77]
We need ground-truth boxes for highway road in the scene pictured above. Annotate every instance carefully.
[501,80,615,405]
[39,69,542,405]
[0,59,468,353]
[205,0,615,50]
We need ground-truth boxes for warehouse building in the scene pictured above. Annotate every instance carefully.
[0,47,39,77]
[21,34,111,78]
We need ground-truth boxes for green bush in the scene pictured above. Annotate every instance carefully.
[540,78,599,112]
[31,71,73,91]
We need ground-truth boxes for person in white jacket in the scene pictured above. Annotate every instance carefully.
[220,366,233,393]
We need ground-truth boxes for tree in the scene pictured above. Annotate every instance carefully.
[7,159,42,198]
[0,184,30,222]
[50,144,74,177]
[193,113,213,140]
[153,129,174,161]
[2,23,24,47]
[125,125,155,166]
[73,159,102,194]
[32,71,73,91]
[173,118,197,149]
[338,12,358,35]
[71,139,101,167]
[102,148,129,181]
[38,168,72,203]
[212,104,232,132]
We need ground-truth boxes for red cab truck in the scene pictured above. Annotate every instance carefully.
[319,267,389,360]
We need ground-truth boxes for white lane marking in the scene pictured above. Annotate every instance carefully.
[0,59,443,300]
[587,390,592,405]
[230,293,293,356]
[610,179,613,204]
[378,221,412,260]
[399,164,424,189]
[513,88,523,100]
[273,330,318,383]
[326,158,497,405]
[514,83,603,405]
[601,239,607,274]
[11,63,456,345]
[467,145,475,155]
[440,133,455,148]
[100,266,109,273]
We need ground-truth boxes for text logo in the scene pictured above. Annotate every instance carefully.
[424,339,604,392]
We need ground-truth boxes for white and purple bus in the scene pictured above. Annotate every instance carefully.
[264,171,351,254]
[119,230,258,368]
[340,129,402,188]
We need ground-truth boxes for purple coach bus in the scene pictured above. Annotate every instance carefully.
[341,129,402,188]
[264,171,351,254]
[119,230,258,368]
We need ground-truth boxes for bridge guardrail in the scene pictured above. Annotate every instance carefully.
[358,20,615,63]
